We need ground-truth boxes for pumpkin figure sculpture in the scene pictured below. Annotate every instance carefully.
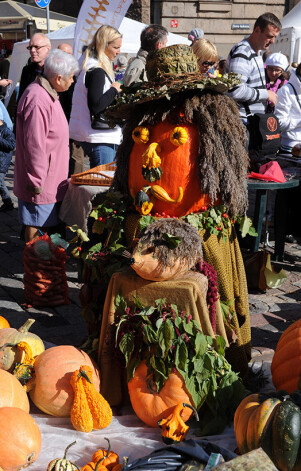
[107,44,251,375]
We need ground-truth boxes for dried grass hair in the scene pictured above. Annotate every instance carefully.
[112,90,249,216]
[137,218,203,268]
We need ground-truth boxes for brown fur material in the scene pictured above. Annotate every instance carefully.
[111,90,249,216]
[137,218,203,269]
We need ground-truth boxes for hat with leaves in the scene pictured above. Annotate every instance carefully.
[106,44,240,118]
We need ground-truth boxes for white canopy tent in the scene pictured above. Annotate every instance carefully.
[269,2,301,64]
[6,18,190,105]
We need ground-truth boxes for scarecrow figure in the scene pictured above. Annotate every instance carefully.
[106,44,251,375]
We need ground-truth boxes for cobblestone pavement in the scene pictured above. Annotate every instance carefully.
[1,162,300,364]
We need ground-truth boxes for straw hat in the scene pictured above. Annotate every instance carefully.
[107,45,241,116]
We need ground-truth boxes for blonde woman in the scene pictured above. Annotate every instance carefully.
[69,25,122,167]
[192,38,218,77]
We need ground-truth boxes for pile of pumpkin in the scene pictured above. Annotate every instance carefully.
[1,314,301,471]
[0,316,119,471]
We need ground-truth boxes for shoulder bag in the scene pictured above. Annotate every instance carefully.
[244,58,281,155]
[86,67,115,130]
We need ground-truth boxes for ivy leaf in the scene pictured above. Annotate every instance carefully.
[139,215,155,231]
[162,233,182,249]
[88,242,103,253]
[238,215,257,238]
[92,220,105,234]
[186,213,201,229]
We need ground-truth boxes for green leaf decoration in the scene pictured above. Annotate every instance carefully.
[238,215,257,238]
[113,295,245,435]
[161,233,182,249]
[139,214,156,231]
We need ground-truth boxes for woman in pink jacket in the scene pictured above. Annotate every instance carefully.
[14,49,79,242]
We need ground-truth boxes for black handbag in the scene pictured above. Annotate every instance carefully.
[90,112,113,130]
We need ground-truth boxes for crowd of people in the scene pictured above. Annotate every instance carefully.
[0,12,300,242]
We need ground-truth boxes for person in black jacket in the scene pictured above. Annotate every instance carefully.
[17,33,51,103]
[0,114,16,211]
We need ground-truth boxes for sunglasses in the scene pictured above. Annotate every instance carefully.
[26,45,48,51]
[201,61,216,67]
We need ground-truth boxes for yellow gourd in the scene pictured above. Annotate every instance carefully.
[70,365,112,433]
[170,127,188,146]
[132,126,150,144]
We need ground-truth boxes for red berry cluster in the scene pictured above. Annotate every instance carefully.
[154,212,178,219]
[195,260,218,332]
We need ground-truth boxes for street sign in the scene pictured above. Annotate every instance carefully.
[35,0,51,8]
[170,19,178,28]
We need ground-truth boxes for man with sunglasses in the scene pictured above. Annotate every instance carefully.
[17,33,51,102]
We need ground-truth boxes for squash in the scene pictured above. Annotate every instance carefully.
[47,441,81,471]
[169,127,188,146]
[0,316,9,329]
[91,438,119,470]
[128,361,194,427]
[271,318,301,393]
[128,122,212,217]
[111,457,128,471]
[234,392,301,471]
[70,365,112,432]
[27,345,100,417]
[158,402,199,444]
[132,126,150,144]
[11,341,35,387]
[0,318,44,371]
[0,369,30,412]
[0,407,41,471]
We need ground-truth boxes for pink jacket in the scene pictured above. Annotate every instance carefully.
[14,76,69,204]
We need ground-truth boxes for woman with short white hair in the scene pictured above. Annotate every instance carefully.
[14,49,79,242]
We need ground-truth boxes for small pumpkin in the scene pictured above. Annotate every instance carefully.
[158,402,199,444]
[28,345,100,417]
[111,457,128,471]
[170,127,188,146]
[128,361,194,427]
[234,392,301,471]
[0,316,9,329]
[91,438,119,470]
[0,369,30,412]
[70,365,112,432]
[47,441,81,471]
[0,407,42,471]
[0,318,44,371]
[271,318,301,393]
[132,126,150,144]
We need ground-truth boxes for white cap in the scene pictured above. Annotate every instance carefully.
[265,52,289,71]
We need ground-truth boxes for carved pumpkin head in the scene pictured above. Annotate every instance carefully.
[129,122,212,217]
[110,45,249,218]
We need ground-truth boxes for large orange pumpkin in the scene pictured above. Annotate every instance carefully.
[28,345,100,417]
[0,318,44,371]
[128,122,212,217]
[0,316,9,329]
[0,407,41,471]
[0,369,30,412]
[271,318,301,393]
[128,361,194,427]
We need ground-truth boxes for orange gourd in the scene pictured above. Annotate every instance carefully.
[0,316,9,329]
[128,361,194,427]
[0,407,42,471]
[28,345,100,417]
[128,122,212,217]
[0,318,44,371]
[91,438,119,470]
[271,318,301,393]
[0,369,30,412]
